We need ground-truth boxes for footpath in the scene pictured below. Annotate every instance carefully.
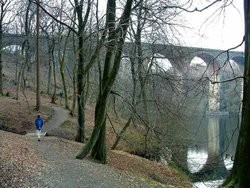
[25,106,150,188]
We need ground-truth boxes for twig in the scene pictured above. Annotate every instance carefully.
[207,76,244,84]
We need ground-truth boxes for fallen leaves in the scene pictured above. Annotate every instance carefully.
[0,130,45,187]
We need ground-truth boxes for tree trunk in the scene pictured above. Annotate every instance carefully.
[70,59,77,116]
[222,1,250,187]
[47,56,52,95]
[91,105,107,163]
[51,38,57,104]
[47,41,52,95]
[76,0,134,163]
[111,33,141,149]
[36,0,41,111]
[74,0,92,143]
[70,28,77,116]
[111,116,132,150]
[75,34,86,142]
[0,4,3,96]
[76,89,109,159]
[58,30,71,109]
[0,42,3,96]
[15,60,26,100]
[59,56,69,109]
[25,1,32,73]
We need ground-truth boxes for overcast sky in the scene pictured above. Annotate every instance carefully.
[98,1,244,51]
[181,0,244,51]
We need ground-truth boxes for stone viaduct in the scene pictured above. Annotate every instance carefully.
[1,33,244,73]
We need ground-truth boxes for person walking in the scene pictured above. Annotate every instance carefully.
[35,115,44,141]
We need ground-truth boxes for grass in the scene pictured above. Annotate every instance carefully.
[169,162,191,180]
[59,120,72,128]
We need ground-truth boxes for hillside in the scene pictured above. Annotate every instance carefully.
[0,93,192,187]
[0,58,192,187]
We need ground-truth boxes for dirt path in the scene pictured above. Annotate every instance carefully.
[26,106,150,188]
[43,106,69,134]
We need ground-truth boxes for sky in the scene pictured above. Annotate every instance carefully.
[98,1,244,51]
[181,0,244,51]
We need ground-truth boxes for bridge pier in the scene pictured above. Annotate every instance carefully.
[190,112,229,181]
[189,74,230,181]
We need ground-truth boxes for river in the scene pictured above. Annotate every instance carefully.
[188,147,234,187]
[185,113,238,188]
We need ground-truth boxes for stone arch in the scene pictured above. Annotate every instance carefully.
[194,52,221,75]
[1,34,40,67]
[189,56,208,78]
[2,45,24,69]
[2,34,25,47]
[231,56,244,74]
[220,59,242,77]
[150,53,173,72]
[3,45,22,54]
[1,34,49,56]
[186,56,210,107]
[219,58,243,114]
[1,35,25,57]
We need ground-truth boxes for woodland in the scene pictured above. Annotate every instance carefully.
[0,0,250,187]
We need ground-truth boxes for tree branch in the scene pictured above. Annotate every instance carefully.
[207,76,244,84]
[163,0,222,13]
[29,0,78,35]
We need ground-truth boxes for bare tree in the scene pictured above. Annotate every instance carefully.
[111,0,185,153]
[76,0,134,163]
[15,0,32,100]
[35,0,41,111]
[34,0,108,142]
[56,6,72,109]
[0,0,13,96]
[222,0,250,187]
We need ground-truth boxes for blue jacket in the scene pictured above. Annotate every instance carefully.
[35,117,44,130]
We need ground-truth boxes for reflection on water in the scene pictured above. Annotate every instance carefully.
[187,148,234,173]
[223,154,233,170]
[186,111,239,188]
[187,148,208,173]
[188,148,234,188]
[192,180,224,188]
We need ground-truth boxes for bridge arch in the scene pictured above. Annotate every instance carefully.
[231,56,244,74]
[189,56,208,78]
[150,53,173,72]
[192,52,221,74]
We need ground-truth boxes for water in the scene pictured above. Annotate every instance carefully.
[193,180,224,188]
[187,148,208,173]
[187,148,234,188]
